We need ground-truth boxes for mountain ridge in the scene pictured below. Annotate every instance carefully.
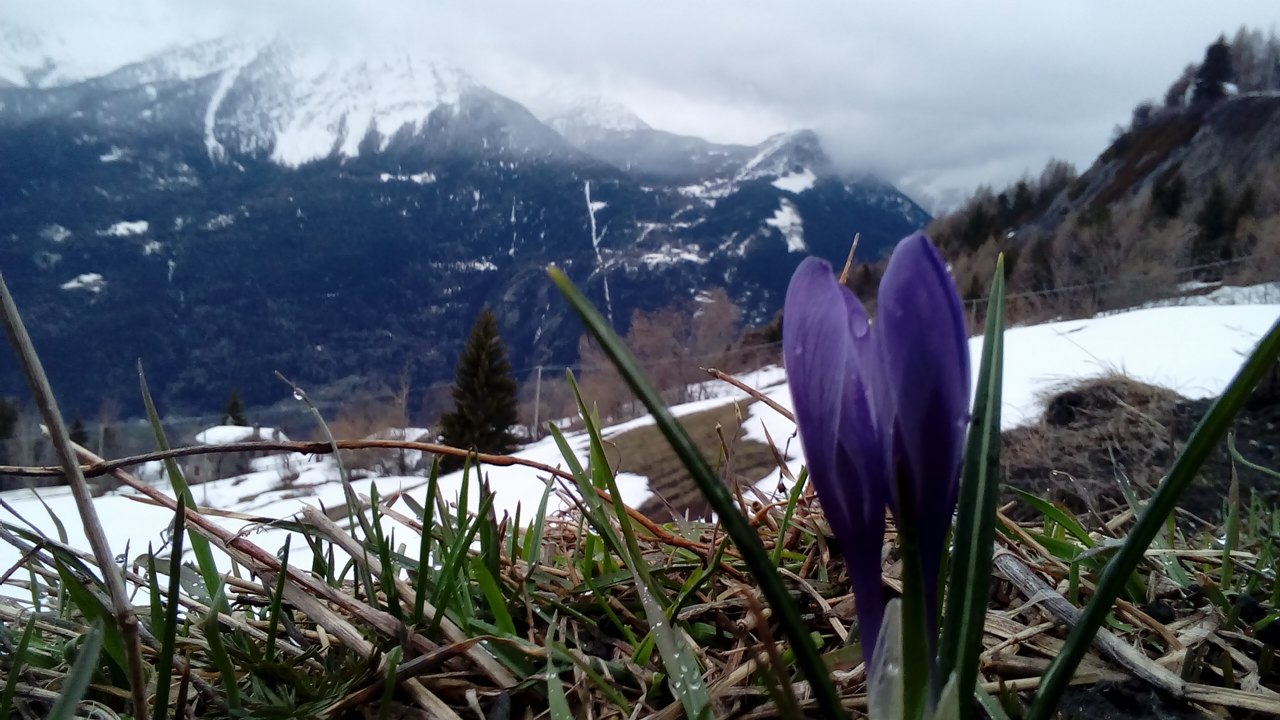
[0,33,930,417]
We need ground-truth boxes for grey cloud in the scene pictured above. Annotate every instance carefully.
[10,1,1278,210]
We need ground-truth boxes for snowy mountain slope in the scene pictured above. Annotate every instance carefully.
[544,95,651,139]
[0,298,1275,587]
[0,32,929,415]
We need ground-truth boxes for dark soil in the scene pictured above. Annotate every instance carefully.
[1055,680,1204,720]
[602,400,779,522]
[1003,366,1280,525]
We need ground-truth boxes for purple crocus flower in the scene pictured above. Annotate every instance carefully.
[783,232,971,665]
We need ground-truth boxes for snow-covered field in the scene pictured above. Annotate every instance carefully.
[1,294,1276,585]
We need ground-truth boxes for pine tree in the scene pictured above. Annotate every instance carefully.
[438,308,520,472]
[223,390,248,426]
[1192,36,1234,106]
[0,397,16,470]
[69,417,89,446]
[1194,183,1231,268]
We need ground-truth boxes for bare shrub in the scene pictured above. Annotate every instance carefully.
[518,369,580,438]
[1228,213,1280,285]
[328,378,416,476]
[577,334,633,423]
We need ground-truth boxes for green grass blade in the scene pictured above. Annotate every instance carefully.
[1228,432,1280,480]
[370,485,404,621]
[152,500,187,717]
[46,621,104,720]
[975,684,1017,720]
[523,475,557,566]
[425,490,495,638]
[53,559,127,674]
[412,458,441,624]
[139,363,225,609]
[548,639,633,713]
[940,256,1005,720]
[472,555,516,636]
[266,535,291,659]
[1012,489,1093,547]
[0,613,37,719]
[378,646,403,720]
[549,266,847,720]
[772,468,808,566]
[202,584,241,711]
[1221,447,1241,590]
[1026,315,1280,720]
[546,421,627,561]
[146,552,163,631]
[31,489,69,546]
[567,375,711,718]
[545,648,575,720]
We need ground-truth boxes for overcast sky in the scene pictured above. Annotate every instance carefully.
[8,1,1278,210]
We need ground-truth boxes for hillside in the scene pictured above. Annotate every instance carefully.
[923,31,1280,322]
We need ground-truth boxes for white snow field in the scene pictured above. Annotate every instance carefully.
[0,294,1276,584]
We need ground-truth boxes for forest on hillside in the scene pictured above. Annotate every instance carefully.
[882,28,1280,326]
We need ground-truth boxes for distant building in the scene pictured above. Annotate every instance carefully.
[181,425,288,483]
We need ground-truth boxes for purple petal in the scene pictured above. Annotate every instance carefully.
[874,233,972,628]
[784,257,888,660]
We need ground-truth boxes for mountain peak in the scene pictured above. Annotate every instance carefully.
[736,129,831,183]
[543,95,650,143]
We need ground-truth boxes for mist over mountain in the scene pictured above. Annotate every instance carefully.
[0,31,929,416]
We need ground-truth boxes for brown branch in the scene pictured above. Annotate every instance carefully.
[838,232,861,286]
[701,368,794,423]
[0,439,577,483]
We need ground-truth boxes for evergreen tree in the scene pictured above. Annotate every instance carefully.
[69,417,89,446]
[223,390,248,426]
[1192,36,1234,106]
[0,398,17,467]
[1194,183,1231,267]
[438,308,520,472]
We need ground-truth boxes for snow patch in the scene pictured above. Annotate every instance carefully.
[195,425,290,445]
[99,220,149,237]
[202,213,236,231]
[765,200,805,252]
[379,171,436,184]
[265,43,469,167]
[638,246,708,268]
[60,273,105,293]
[771,168,816,193]
[40,224,71,243]
[204,46,259,161]
[584,181,613,322]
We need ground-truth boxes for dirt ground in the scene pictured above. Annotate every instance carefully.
[599,400,781,522]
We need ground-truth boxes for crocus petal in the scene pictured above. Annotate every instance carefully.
[874,232,972,635]
[784,257,888,661]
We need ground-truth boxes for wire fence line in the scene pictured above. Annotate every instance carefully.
[959,254,1272,309]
